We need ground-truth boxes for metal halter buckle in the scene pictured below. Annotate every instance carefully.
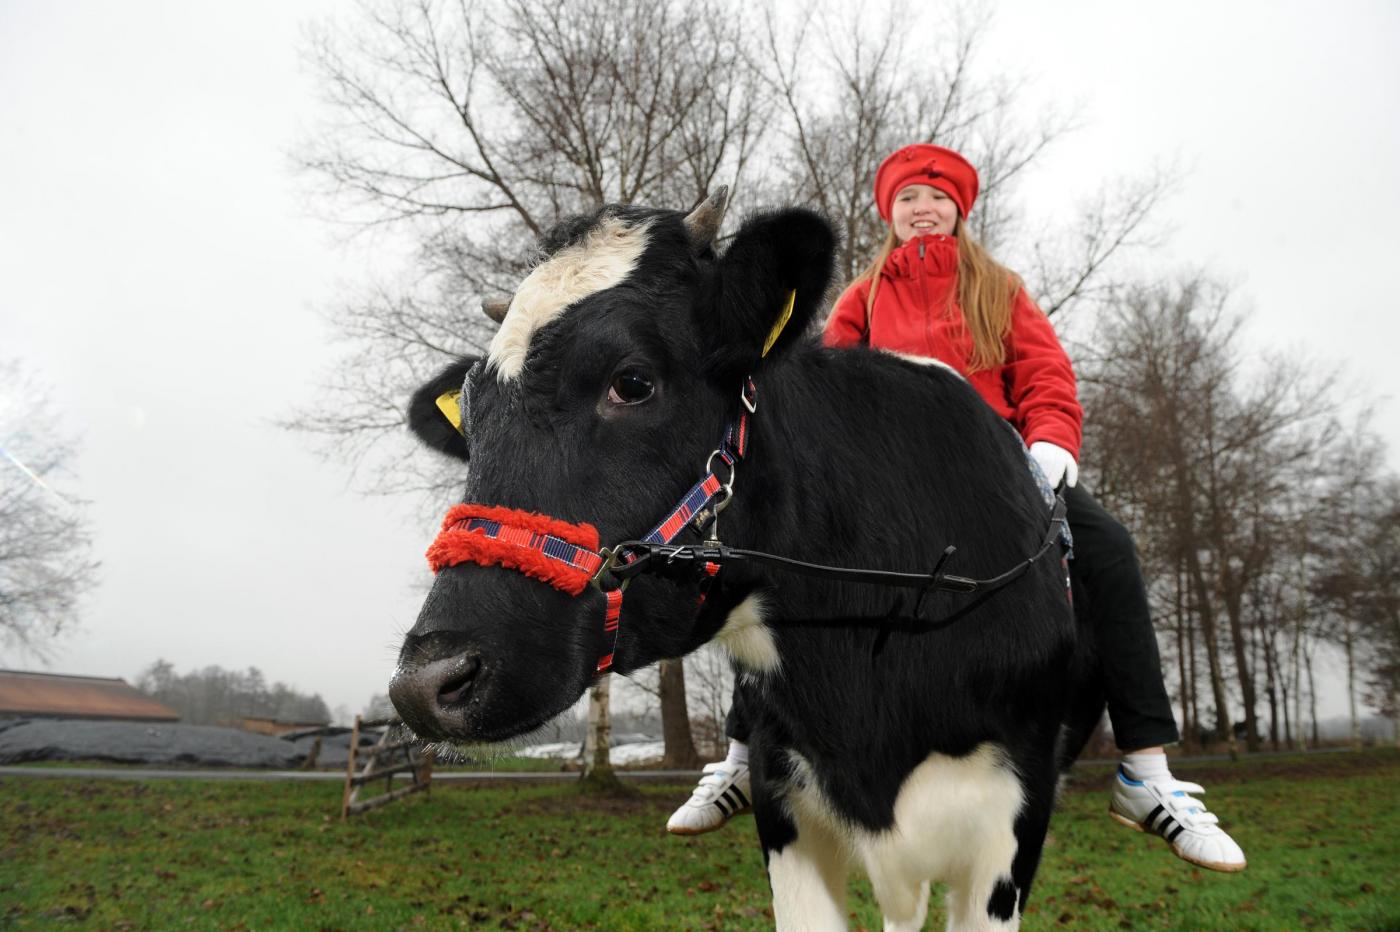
[705,449,738,500]
[589,547,630,593]
[739,379,757,414]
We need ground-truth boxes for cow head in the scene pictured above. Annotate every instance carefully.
[388,194,835,745]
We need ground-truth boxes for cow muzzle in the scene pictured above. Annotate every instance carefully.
[388,644,482,740]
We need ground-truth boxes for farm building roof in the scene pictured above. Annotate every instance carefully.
[0,670,180,722]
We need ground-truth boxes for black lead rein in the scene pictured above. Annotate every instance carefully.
[609,494,1069,601]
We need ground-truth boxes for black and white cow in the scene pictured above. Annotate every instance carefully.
[390,193,1103,930]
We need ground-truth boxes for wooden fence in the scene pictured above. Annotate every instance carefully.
[340,715,434,819]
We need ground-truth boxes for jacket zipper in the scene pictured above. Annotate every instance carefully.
[918,238,933,356]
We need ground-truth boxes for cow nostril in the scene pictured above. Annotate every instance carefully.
[436,654,480,708]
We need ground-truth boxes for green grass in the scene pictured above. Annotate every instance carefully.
[2,750,1397,929]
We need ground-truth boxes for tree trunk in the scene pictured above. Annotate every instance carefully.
[580,679,625,793]
[1291,571,1306,749]
[1185,548,1233,747]
[1189,602,1201,750]
[1174,560,1192,749]
[1263,628,1280,751]
[658,659,701,768]
[1305,646,1320,747]
[1342,611,1360,748]
[1220,579,1259,751]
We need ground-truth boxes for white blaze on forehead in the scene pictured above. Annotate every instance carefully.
[487,216,652,381]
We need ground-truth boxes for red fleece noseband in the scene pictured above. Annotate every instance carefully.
[426,504,605,596]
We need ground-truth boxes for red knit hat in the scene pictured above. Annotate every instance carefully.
[874,144,980,222]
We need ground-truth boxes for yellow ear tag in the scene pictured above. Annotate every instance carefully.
[435,390,464,433]
[762,290,798,358]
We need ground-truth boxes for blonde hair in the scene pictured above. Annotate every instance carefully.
[843,220,1022,371]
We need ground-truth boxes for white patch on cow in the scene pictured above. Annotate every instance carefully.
[766,812,850,930]
[487,216,651,381]
[775,743,1024,931]
[879,347,965,380]
[714,594,779,673]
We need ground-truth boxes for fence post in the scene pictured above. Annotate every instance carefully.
[341,714,362,820]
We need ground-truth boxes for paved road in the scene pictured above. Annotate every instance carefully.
[0,766,702,782]
[0,747,1356,784]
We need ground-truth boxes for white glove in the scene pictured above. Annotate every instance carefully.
[1030,441,1078,489]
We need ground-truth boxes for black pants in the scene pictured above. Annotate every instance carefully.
[1060,483,1180,749]
[725,483,1180,751]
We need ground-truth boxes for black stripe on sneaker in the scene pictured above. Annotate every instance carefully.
[1155,815,1177,837]
[713,796,732,817]
[1145,804,1165,829]
[731,785,750,808]
[1167,824,1187,843]
[722,788,741,810]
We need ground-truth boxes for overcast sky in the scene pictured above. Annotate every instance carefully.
[1,1,1396,722]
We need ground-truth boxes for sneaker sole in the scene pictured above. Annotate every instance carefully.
[1108,808,1247,873]
[666,807,751,836]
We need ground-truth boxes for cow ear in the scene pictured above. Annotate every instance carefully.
[407,357,478,462]
[708,208,836,376]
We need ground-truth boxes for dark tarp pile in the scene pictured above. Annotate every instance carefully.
[281,726,385,769]
[0,719,306,768]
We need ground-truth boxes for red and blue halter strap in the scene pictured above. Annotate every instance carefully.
[424,377,757,676]
[425,504,624,672]
[628,377,754,550]
[427,504,606,594]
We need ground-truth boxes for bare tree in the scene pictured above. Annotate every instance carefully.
[292,0,769,491]
[1084,284,1400,754]
[136,660,332,725]
[1081,278,1339,750]
[1311,422,1396,746]
[1358,478,1400,741]
[0,360,98,662]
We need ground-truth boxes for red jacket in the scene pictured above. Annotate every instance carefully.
[823,234,1083,459]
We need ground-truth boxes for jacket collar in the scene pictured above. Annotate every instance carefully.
[883,234,959,281]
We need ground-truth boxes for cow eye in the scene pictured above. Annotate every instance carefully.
[607,368,654,405]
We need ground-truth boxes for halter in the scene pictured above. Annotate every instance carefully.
[424,291,1070,677]
[427,377,755,674]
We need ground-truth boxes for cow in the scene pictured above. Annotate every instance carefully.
[388,192,1103,931]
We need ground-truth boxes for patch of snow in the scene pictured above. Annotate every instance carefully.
[514,737,666,766]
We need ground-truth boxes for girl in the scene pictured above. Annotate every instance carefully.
[667,143,1246,874]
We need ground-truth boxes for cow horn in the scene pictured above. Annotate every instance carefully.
[683,186,729,252]
[481,297,511,324]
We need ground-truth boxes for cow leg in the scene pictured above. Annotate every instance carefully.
[944,870,1020,932]
[943,765,1057,931]
[859,844,929,931]
[755,769,849,929]
[1001,762,1058,923]
[869,877,929,932]
[764,815,850,930]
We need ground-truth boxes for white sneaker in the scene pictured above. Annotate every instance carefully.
[1109,766,1247,872]
[666,761,751,835]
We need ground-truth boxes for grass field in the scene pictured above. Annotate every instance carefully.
[2,750,1398,930]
